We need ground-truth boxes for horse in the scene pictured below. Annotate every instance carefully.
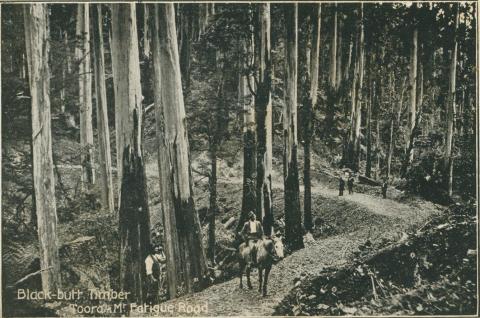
[238,236,284,296]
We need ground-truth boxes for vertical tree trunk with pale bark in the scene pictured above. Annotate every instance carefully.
[60,30,67,113]
[303,4,321,233]
[239,26,257,231]
[366,77,374,178]
[407,25,418,163]
[446,5,459,197]
[143,4,150,58]
[92,4,115,214]
[387,76,406,178]
[76,4,95,185]
[330,4,337,90]
[153,3,209,297]
[255,3,274,236]
[284,4,303,251]
[111,4,151,304]
[179,5,192,90]
[354,5,365,171]
[345,5,364,171]
[24,3,61,294]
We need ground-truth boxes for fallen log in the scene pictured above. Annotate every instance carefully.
[358,175,382,186]
[224,217,236,229]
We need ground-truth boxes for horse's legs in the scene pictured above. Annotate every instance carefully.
[258,267,263,293]
[239,262,244,289]
[246,264,253,289]
[262,264,271,297]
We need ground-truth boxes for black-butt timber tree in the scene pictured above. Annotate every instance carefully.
[152,3,209,297]
[24,3,62,294]
[111,3,151,304]
[283,3,304,251]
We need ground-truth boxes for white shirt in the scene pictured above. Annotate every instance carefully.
[145,253,165,276]
[249,220,257,233]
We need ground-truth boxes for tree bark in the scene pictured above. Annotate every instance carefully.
[345,35,358,169]
[336,19,343,89]
[330,4,337,90]
[76,4,95,185]
[375,114,381,180]
[446,4,459,197]
[179,5,192,90]
[92,4,115,214]
[24,3,61,294]
[387,74,396,179]
[207,141,217,265]
[60,30,67,113]
[198,4,209,37]
[303,4,321,233]
[143,4,150,58]
[366,77,373,178]
[238,26,256,231]
[255,3,274,236]
[111,4,151,304]
[347,4,364,172]
[407,24,418,163]
[153,3,209,297]
[283,4,303,251]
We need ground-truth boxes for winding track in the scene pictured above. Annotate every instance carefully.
[142,166,441,317]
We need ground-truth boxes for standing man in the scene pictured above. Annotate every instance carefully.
[240,211,264,265]
[145,244,166,304]
[339,175,345,196]
[348,174,354,194]
[382,179,388,199]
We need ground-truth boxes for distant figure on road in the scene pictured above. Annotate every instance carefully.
[347,174,354,194]
[382,179,388,199]
[339,176,345,196]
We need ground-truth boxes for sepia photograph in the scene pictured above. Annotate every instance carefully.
[1,1,478,316]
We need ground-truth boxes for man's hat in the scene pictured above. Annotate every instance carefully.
[248,211,256,218]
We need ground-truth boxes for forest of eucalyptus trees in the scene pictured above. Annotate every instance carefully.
[1,2,476,315]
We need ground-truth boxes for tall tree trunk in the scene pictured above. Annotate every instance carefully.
[407,25,418,163]
[180,5,192,90]
[386,74,394,179]
[152,5,181,298]
[336,19,343,89]
[198,4,209,37]
[239,27,257,231]
[284,4,303,251]
[76,4,95,185]
[111,4,151,304]
[152,3,209,296]
[92,5,115,214]
[345,35,358,169]
[375,115,381,180]
[366,77,373,178]
[255,3,274,236]
[60,30,67,113]
[344,37,353,83]
[446,4,459,197]
[330,4,337,90]
[143,4,151,58]
[353,4,364,171]
[207,140,217,264]
[24,3,61,293]
[303,3,321,233]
